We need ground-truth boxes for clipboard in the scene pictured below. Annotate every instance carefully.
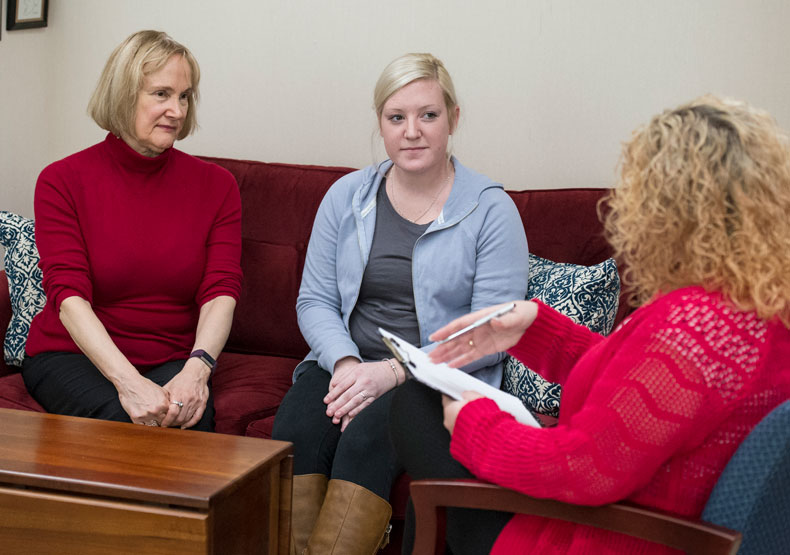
[380,328,539,428]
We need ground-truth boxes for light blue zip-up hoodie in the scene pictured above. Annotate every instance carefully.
[294,158,529,387]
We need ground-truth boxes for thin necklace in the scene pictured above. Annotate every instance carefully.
[389,167,454,224]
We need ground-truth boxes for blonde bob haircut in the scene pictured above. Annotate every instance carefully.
[88,30,200,141]
[373,53,458,131]
[604,95,790,325]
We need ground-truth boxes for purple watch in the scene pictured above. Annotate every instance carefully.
[190,349,217,373]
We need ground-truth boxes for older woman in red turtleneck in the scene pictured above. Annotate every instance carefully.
[23,30,242,432]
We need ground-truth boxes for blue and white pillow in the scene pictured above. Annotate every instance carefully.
[0,212,46,366]
[502,254,620,417]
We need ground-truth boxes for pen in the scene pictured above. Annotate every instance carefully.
[437,302,516,344]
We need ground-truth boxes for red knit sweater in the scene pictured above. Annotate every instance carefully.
[450,287,790,554]
[26,133,242,368]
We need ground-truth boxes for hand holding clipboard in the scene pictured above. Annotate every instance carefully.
[380,328,539,428]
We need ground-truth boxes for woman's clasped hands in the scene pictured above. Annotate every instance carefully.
[324,357,399,431]
[117,359,210,429]
[162,358,211,428]
[117,374,171,428]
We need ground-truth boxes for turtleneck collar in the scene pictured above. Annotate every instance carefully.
[103,132,173,174]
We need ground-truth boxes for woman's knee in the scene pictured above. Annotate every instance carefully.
[337,416,389,460]
[23,352,123,418]
[272,367,331,441]
[272,366,341,475]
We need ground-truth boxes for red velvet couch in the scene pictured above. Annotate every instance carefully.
[0,156,627,551]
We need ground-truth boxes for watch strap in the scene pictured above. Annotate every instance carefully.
[190,349,217,373]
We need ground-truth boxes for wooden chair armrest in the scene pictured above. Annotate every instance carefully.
[410,479,741,555]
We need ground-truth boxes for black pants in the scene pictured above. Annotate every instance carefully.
[272,362,403,500]
[390,380,511,555]
[22,351,214,432]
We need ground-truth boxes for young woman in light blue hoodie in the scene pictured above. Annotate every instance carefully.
[272,52,529,554]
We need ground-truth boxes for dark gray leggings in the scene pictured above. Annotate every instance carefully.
[389,379,512,555]
[22,351,214,431]
[271,362,403,500]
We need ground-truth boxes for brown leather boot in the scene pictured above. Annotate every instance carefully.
[304,479,392,554]
[290,474,328,555]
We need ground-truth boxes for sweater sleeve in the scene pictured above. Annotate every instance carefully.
[296,177,363,373]
[437,187,530,376]
[34,162,94,310]
[507,301,604,385]
[450,300,732,506]
[196,166,243,305]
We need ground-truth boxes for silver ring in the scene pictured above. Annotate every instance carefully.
[171,401,184,408]
[148,420,159,427]
[360,392,369,401]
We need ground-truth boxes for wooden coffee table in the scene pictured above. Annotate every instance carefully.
[0,408,292,554]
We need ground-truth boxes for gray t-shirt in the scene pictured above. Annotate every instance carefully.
[348,180,430,361]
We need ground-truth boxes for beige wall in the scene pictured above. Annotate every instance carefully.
[2,0,790,220]
[0,21,53,218]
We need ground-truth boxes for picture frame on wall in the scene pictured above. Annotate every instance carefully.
[6,0,48,31]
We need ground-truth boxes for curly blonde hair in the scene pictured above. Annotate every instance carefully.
[604,95,790,325]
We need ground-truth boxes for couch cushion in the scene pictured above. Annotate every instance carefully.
[507,189,612,265]
[502,254,620,417]
[229,240,308,358]
[0,373,45,411]
[245,415,276,439]
[211,351,299,436]
[199,157,355,358]
[0,212,46,367]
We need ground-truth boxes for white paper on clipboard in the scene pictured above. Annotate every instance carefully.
[379,328,539,428]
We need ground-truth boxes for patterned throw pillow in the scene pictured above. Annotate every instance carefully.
[0,212,46,366]
[502,254,620,417]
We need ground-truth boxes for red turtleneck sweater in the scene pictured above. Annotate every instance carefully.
[26,133,242,368]
[451,287,790,554]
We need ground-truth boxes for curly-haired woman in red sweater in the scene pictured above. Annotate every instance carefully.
[390,95,790,554]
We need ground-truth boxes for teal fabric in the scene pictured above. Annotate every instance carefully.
[502,254,620,417]
[0,212,46,366]
[701,400,790,554]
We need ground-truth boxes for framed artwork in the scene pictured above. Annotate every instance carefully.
[6,0,48,31]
